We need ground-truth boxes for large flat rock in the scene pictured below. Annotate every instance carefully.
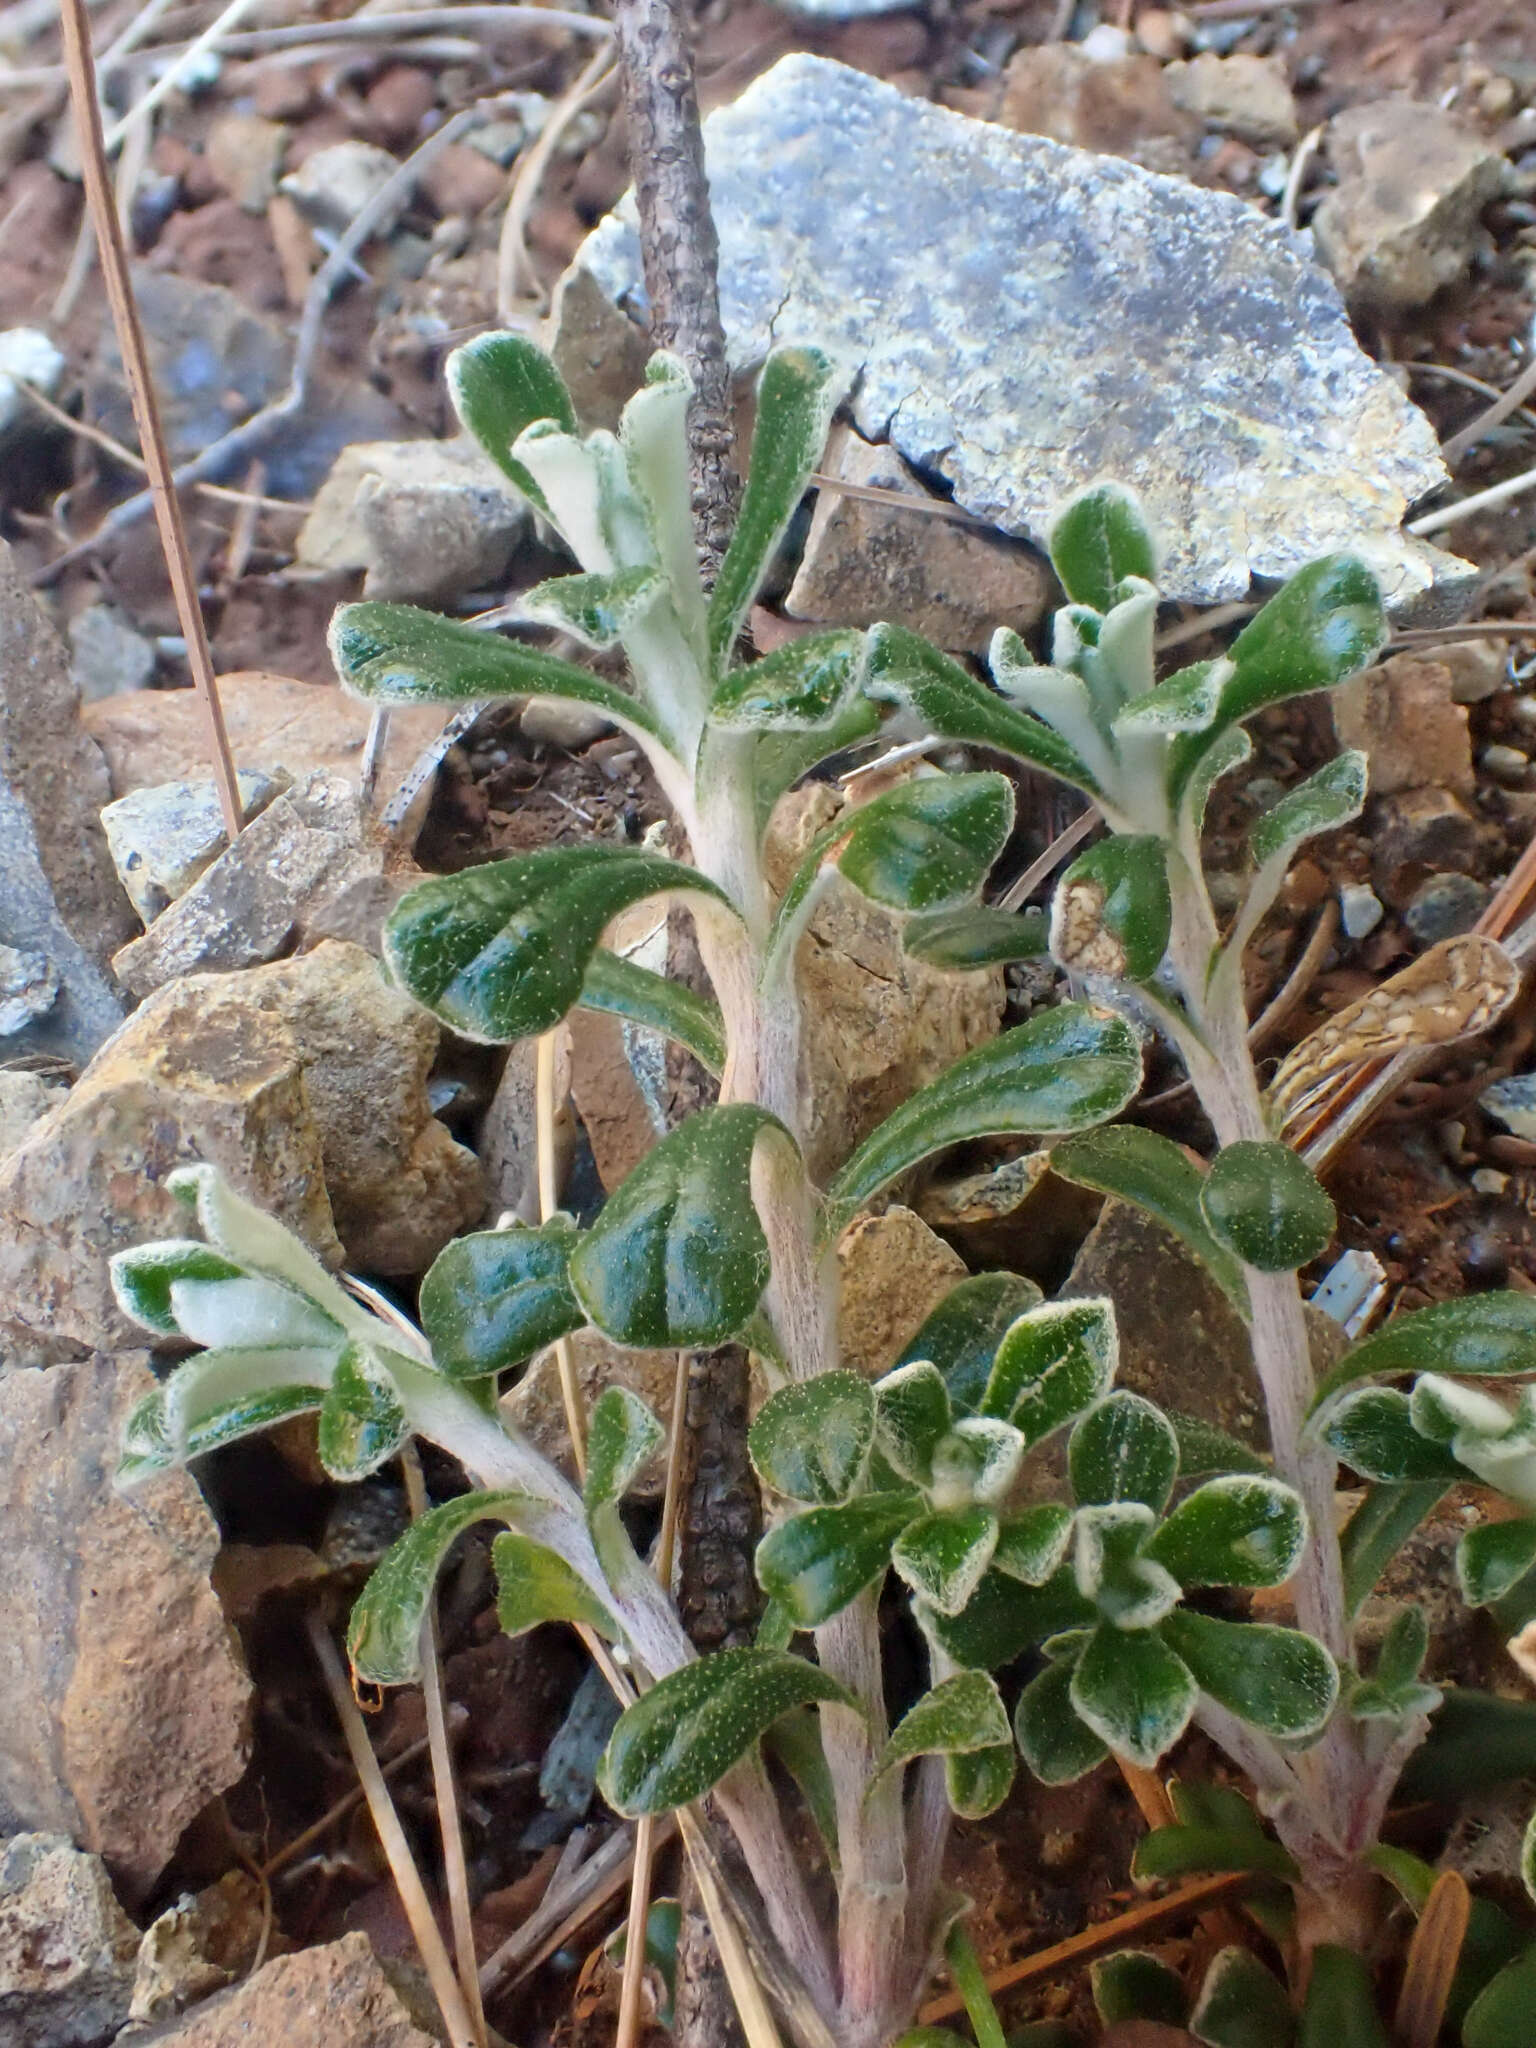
[576,54,1464,614]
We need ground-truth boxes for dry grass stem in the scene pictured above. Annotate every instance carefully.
[258,1732,433,1880]
[1441,349,1536,465]
[1394,1869,1471,2048]
[536,1026,587,1478]
[497,39,617,319]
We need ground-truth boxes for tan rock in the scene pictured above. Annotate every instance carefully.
[836,1206,967,1380]
[766,784,1006,1182]
[205,113,287,213]
[1420,636,1507,705]
[785,427,1052,653]
[545,263,651,432]
[918,1154,1103,1281]
[1330,651,1473,796]
[998,42,1195,166]
[567,1006,664,1194]
[0,1360,253,1899]
[83,671,445,809]
[0,941,482,1350]
[0,1833,138,2048]
[501,1326,677,1497]
[1372,785,1487,907]
[122,1934,437,2048]
[128,1871,271,2027]
[0,1069,65,1158]
[1164,52,1298,148]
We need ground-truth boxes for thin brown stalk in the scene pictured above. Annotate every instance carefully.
[258,1733,433,1879]
[1408,459,1536,537]
[807,471,997,530]
[496,39,617,319]
[58,0,244,840]
[1394,1869,1471,2048]
[16,378,302,510]
[536,1026,587,1478]
[1441,350,1536,467]
[305,1612,481,2048]
[402,1446,488,2048]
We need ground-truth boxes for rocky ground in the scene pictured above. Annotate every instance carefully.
[3,0,1536,2043]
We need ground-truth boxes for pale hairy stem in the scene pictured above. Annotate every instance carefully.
[901,1753,956,2009]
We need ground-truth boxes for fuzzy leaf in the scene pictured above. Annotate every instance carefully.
[492,1529,617,1641]
[1113,658,1227,736]
[710,348,842,667]
[945,1742,1018,1820]
[111,1240,278,1339]
[317,1342,409,1482]
[1459,1519,1536,1607]
[1249,752,1369,869]
[873,1671,1010,1798]
[1460,1946,1536,2048]
[933,1417,1027,1506]
[331,603,669,750]
[584,1384,664,1578]
[1340,1480,1452,1614]
[1050,483,1158,612]
[1070,1392,1179,1514]
[1349,1606,1439,1722]
[901,905,1049,969]
[1050,1126,1249,1315]
[1168,1413,1269,1478]
[1162,1608,1338,1741]
[520,566,664,649]
[927,1564,1094,1670]
[597,1647,855,1815]
[1074,1503,1182,1629]
[866,622,1101,794]
[1015,1652,1111,1783]
[749,1372,876,1504]
[711,630,865,730]
[981,1298,1118,1444]
[161,1164,360,1329]
[383,845,731,1045]
[447,330,575,511]
[1133,1791,1297,1885]
[893,1506,1000,1616]
[577,949,726,1075]
[876,1360,954,1486]
[569,1105,783,1348]
[754,1493,916,1626]
[993,1504,1075,1586]
[349,1491,530,1685]
[1070,1621,1198,1767]
[1093,1951,1189,2028]
[824,1005,1142,1237]
[1298,1947,1387,2048]
[1147,1476,1308,1589]
[751,698,883,834]
[898,1272,1045,1416]
[1400,1687,1536,1803]
[117,1387,176,1488]
[161,1346,333,1463]
[1314,1294,1536,1407]
[1200,1141,1335,1274]
[1321,1387,1465,1483]
[1191,1948,1296,2048]
[1221,554,1387,724]
[420,1219,584,1380]
[1051,836,1171,982]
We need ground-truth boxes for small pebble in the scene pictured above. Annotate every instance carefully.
[1403,871,1490,945]
[1462,1231,1510,1287]
[1510,696,1536,728]
[1481,743,1530,785]
[1338,882,1383,939]
[1471,1168,1510,1197]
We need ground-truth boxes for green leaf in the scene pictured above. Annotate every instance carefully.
[893,1507,1000,1616]
[1370,1845,1524,2025]
[1220,554,1387,724]
[945,1742,1018,1820]
[1297,1947,1386,2048]
[420,1219,585,1380]
[824,1004,1142,1238]
[586,1384,664,1513]
[1400,1687,1536,1802]
[1349,1606,1440,1722]
[711,630,865,730]
[520,566,664,649]
[331,603,669,753]
[1133,1794,1297,1884]
[110,1240,261,1337]
[874,1672,1012,1817]
[981,1298,1118,1444]
[1093,1951,1189,2028]
[1014,1652,1111,1784]
[1191,1947,1296,2048]
[876,1361,954,1486]
[1050,483,1158,612]
[751,697,883,835]
[1147,1476,1308,1589]
[1070,1392,1179,1514]
[1463,1946,1536,2048]
[1200,1141,1336,1274]
[383,845,732,1045]
[754,1493,916,1626]
[117,1386,176,1488]
[929,1565,1095,1670]
[1071,1621,1198,1768]
[317,1341,409,1482]
[1113,658,1227,736]
[866,623,1101,794]
[1074,1503,1181,1628]
[1314,1294,1536,1408]
[710,347,842,669]
[349,1491,529,1685]
[932,1417,1026,1506]
[993,1505,1075,1586]
[447,330,576,512]
[1162,1609,1338,1741]
[1182,724,1254,834]
[902,906,1048,970]
[161,1345,333,1462]
[1050,1126,1249,1316]
[577,948,726,1076]
[597,1647,855,1816]
[1250,752,1368,869]
[898,1272,1045,1415]
[1340,1480,1451,1614]
[1051,836,1171,982]
[1321,1388,1465,1482]
[1460,1519,1536,1606]
[1168,1413,1269,1477]
[160,1164,360,1328]
[749,1372,876,1504]
[570,1106,783,1349]
[492,1529,618,1640]
[763,1709,840,1870]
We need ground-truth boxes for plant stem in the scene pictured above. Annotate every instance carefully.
[945,1925,1008,2048]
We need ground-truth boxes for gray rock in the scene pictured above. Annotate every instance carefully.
[1481,743,1529,786]
[1482,1072,1536,1141]
[118,1934,438,2048]
[0,1070,66,1158]
[1403,870,1491,945]
[0,1834,137,2048]
[575,54,1465,612]
[102,772,288,925]
[1313,101,1512,315]
[66,605,156,704]
[520,698,612,749]
[1338,882,1384,940]
[764,0,911,16]
[0,1361,253,1900]
[0,328,65,445]
[1372,786,1484,905]
[0,945,58,1036]
[280,141,406,238]
[295,436,530,602]
[1434,637,1508,704]
[0,540,135,1066]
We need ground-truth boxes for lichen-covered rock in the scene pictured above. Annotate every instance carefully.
[0,1363,252,1899]
[102,772,289,926]
[576,54,1465,613]
[0,1834,137,2048]
[121,1934,439,2047]
[0,940,482,1351]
